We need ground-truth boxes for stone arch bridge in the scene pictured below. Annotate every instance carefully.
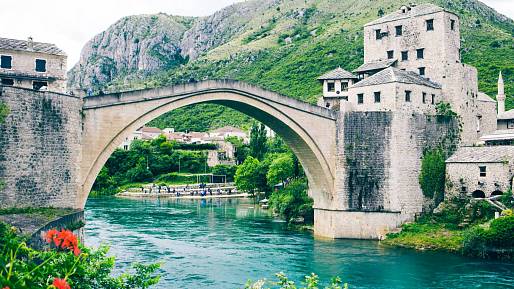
[0,81,458,239]
[80,80,338,214]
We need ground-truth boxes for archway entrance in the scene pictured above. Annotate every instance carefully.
[472,190,486,198]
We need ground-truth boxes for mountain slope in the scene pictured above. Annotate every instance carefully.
[69,0,514,131]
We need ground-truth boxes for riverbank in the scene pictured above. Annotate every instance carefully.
[117,191,251,199]
[381,198,514,259]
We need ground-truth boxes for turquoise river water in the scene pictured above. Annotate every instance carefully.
[84,197,514,289]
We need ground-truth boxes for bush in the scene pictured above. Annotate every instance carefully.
[462,216,514,257]
[269,179,313,223]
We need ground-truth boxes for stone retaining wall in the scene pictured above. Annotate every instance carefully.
[0,86,82,208]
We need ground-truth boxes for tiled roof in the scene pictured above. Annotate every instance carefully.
[446,146,514,163]
[477,92,496,103]
[353,59,397,73]
[140,126,163,134]
[0,37,66,56]
[365,4,448,27]
[351,67,442,89]
[498,110,514,120]
[318,67,358,80]
[480,130,514,142]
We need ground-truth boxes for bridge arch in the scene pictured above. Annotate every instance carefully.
[79,80,337,209]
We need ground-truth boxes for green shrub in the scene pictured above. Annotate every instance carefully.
[269,179,313,223]
[0,222,160,289]
[487,215,514,247]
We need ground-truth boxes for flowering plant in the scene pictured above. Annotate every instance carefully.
[0,222,160,289]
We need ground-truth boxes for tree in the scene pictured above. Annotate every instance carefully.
[226,136,250,164]
[267,153,294,186]
[249,123,268,160]
[234,156,261,193]
[268,179,313,223]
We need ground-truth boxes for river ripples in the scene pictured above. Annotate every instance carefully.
[84,197,514,289]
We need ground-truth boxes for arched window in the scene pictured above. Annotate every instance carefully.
[472,190,485,198]
[491,190,503,197]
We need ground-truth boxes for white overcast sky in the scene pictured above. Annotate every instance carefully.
[0,0,511,69]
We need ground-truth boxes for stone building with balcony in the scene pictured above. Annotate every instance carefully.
[0,37,67,93]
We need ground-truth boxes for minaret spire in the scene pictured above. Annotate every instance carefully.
[497,71,506,115]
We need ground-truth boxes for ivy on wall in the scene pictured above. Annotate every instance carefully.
[0,101,9,124]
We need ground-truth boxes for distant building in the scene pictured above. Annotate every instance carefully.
[480,72,514,145]
[209,126,248,142]
[205,135,236,167]
[119,130,142,150]
[140,126,163,140]
[0,37,67,93]
[317,67,358,109]
[446,146,514,198]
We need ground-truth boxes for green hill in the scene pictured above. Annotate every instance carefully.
[70,0,514,132]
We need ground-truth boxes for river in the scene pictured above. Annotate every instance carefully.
[84,197,514,289]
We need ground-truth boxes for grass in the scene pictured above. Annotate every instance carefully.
[0,207,76,218]
[382,223,464,252]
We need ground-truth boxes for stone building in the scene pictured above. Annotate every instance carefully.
[317,67,358,109]
[0,37,67,93]
[318,3,497,145]
[446,146,514,198]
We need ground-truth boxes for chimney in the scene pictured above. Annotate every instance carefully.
[27,37,34,50]
[497,71,506,115]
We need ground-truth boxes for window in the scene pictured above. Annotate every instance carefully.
[426,19,434,31]
[450,19,456,31]
[32,81,48,91]
[341,82,348,91]
[357,93,364,104]
[422,92,427,104]
[431,94,435,105]
[479,166,487,177]
[387,50,394,59]
[123,145,129,150]
[374,91,381,103]
[327,82,335,92]
[417,48,424,59]
[0,55,12,69]
[508,120,514,129]
[476,115,482,132]
[395,25,403,36]
[35,59,46,72]
[326,103,331,108]
[405,90,411,102]
[401,51,408,61]
[419,67,426,76]
[375,29,382,40]
[1,78,14,86]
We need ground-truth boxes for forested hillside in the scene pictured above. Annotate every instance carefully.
[69,0,514,131]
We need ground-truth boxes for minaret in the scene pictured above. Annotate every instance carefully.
[497,71,505,115]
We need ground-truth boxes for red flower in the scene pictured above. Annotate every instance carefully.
[43,229,81,256]
[2,286,11,289]
[52,278,71,289]
[44,229,59,244]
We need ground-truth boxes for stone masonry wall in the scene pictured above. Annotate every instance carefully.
[0,86,82,208]
[336,111,459,215]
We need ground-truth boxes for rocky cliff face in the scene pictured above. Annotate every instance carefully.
[68,14,193,89]
[68,1,275,90]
